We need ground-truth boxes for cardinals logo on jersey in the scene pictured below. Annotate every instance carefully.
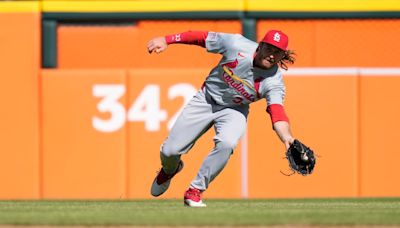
[221,62,259,102]
[224,59,238,68]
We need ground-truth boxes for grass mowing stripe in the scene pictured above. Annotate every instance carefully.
[0,198,399,225]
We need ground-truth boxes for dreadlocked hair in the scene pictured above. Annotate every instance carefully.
[258,42,296,70]
[279,49,296,71]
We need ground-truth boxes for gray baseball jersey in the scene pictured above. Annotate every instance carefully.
[204,32,286,108]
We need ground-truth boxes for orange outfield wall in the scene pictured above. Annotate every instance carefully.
[248,75,359,198]
[41,70,128,199]
[0,11,40,199]
[2,14,400,198]
[257,19,400,67]
[360,76,400,197]
[38,69,400,199]
[58,19,400,69]
[40,68,243,199]
[58,20,242,69]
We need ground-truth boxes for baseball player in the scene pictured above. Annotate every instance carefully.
[147,30,296,207]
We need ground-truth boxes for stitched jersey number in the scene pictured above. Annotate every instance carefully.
[92,83,197,133]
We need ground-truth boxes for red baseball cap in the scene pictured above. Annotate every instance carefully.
[261,30,289,50]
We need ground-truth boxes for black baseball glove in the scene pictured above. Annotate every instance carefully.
[284,139,316,176]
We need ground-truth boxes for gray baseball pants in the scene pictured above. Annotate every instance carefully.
[160,89,247,191]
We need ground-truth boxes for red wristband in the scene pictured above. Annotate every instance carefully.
[267,104,289,124]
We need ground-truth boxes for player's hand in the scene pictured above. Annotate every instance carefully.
[284,138,295,150]
[147,37,168,54]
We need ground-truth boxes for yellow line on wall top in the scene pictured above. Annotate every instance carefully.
[247,0,400,11]
[2,0,397,13]
[42,0,244,12]
[0,1,41,13]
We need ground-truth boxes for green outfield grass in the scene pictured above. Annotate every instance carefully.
[0,198,399,226]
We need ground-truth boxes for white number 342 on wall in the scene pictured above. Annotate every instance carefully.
[92,83,197,133]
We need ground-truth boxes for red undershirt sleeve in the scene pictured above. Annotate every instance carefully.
[266,104,290,124]
[165,31,208,47]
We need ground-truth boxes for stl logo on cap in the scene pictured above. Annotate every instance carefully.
[261,30,289,50]
[273,32,281,42]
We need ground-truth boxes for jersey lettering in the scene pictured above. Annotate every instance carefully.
[222,65,257,102]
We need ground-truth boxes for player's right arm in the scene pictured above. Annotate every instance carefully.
[147,31,208,54]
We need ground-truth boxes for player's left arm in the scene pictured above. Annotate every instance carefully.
[271,118,294,150]
[264,74,294,149]
[267,102,295,150]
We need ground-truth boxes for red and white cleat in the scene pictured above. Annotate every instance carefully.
[151,160,184,197]
[184,187,207,207]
